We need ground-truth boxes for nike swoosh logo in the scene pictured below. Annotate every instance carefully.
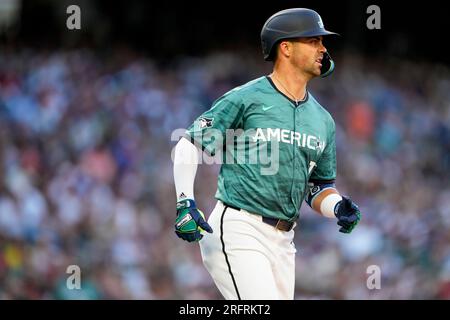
[262,105,276,112]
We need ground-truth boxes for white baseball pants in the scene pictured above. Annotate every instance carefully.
[199,200,296,300]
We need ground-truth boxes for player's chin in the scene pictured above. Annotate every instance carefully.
[310,67,322,77]
[314,62,322,75]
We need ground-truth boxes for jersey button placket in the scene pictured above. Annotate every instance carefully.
[290,107,300,211]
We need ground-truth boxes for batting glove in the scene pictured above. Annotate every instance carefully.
[334,196,361,234]
[175,199,213,242]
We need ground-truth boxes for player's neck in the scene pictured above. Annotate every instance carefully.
[270,66,309,103]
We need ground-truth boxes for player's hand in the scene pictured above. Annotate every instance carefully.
[334,196,361,234]
[175,199,213,242]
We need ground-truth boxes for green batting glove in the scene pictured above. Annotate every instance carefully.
[175,199,213,242]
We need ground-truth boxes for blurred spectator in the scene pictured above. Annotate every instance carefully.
[0,48,449,299]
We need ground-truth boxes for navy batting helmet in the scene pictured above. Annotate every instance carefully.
[261,8,339,77]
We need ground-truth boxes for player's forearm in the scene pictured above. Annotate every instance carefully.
[173,137,200,201]
[312,188,342,218]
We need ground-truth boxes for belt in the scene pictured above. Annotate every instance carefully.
[223,203,295,232]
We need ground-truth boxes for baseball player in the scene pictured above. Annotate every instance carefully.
[173,8,361,300]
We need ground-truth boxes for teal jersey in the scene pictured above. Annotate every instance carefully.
[185,76,336,221]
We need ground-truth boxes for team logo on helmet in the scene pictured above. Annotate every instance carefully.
[317,18,324,29]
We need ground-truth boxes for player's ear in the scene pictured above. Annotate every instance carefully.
[278,40,291,59]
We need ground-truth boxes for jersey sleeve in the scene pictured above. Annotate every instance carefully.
[309,117,337,183]
[184,91,245,156]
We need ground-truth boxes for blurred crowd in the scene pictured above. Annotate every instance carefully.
[0,47,449,299]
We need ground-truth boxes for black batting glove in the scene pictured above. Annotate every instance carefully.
[334,196,361,234]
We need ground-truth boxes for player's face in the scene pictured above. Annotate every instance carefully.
[289,36,327,77]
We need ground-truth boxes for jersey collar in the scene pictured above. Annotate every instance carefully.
[265,75,309,107]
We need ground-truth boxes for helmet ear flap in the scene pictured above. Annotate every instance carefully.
[320,52,335,78]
